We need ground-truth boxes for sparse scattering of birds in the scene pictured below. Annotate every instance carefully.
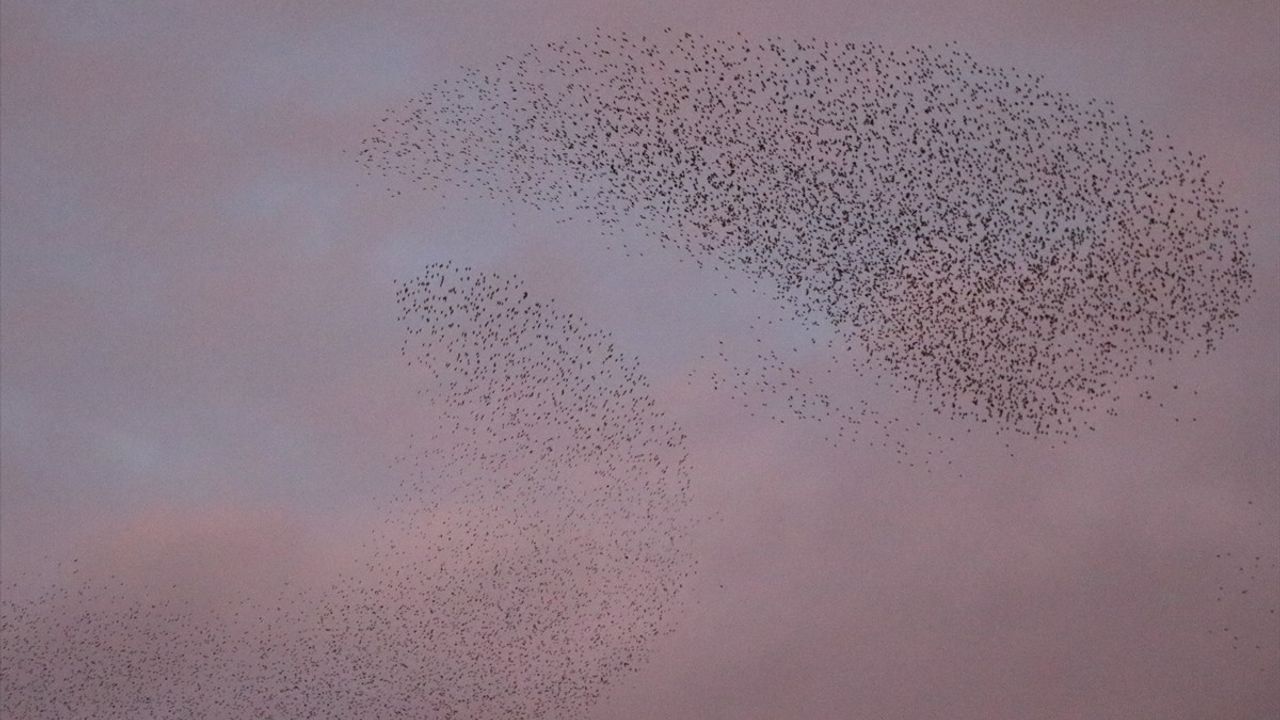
[692,317,962,465]
[1206,499,1280,671]
[357,30,1254,439]
[0,263,698,718]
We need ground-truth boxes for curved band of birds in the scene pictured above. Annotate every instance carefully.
[358,29,1254,439]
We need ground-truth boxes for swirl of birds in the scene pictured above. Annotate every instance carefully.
[2,29,1264,718]
[1,263,699,718]
[357,29,1254,440]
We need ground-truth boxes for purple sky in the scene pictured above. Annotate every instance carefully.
[2,0,1277,717]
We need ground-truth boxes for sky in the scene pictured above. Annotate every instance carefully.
[1,0,1278,718]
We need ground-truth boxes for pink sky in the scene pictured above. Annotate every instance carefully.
[1,0,1277,717]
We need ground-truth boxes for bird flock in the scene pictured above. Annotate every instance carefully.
[383,262,698,715]
[1,29,1264,718]
[0,265,698,718]
[357,29,1254,439]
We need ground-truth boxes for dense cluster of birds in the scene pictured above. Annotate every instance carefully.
[357,29,1254,438]
[382,263,698,715]
[0,264,697,718]
[2,575,329,718]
